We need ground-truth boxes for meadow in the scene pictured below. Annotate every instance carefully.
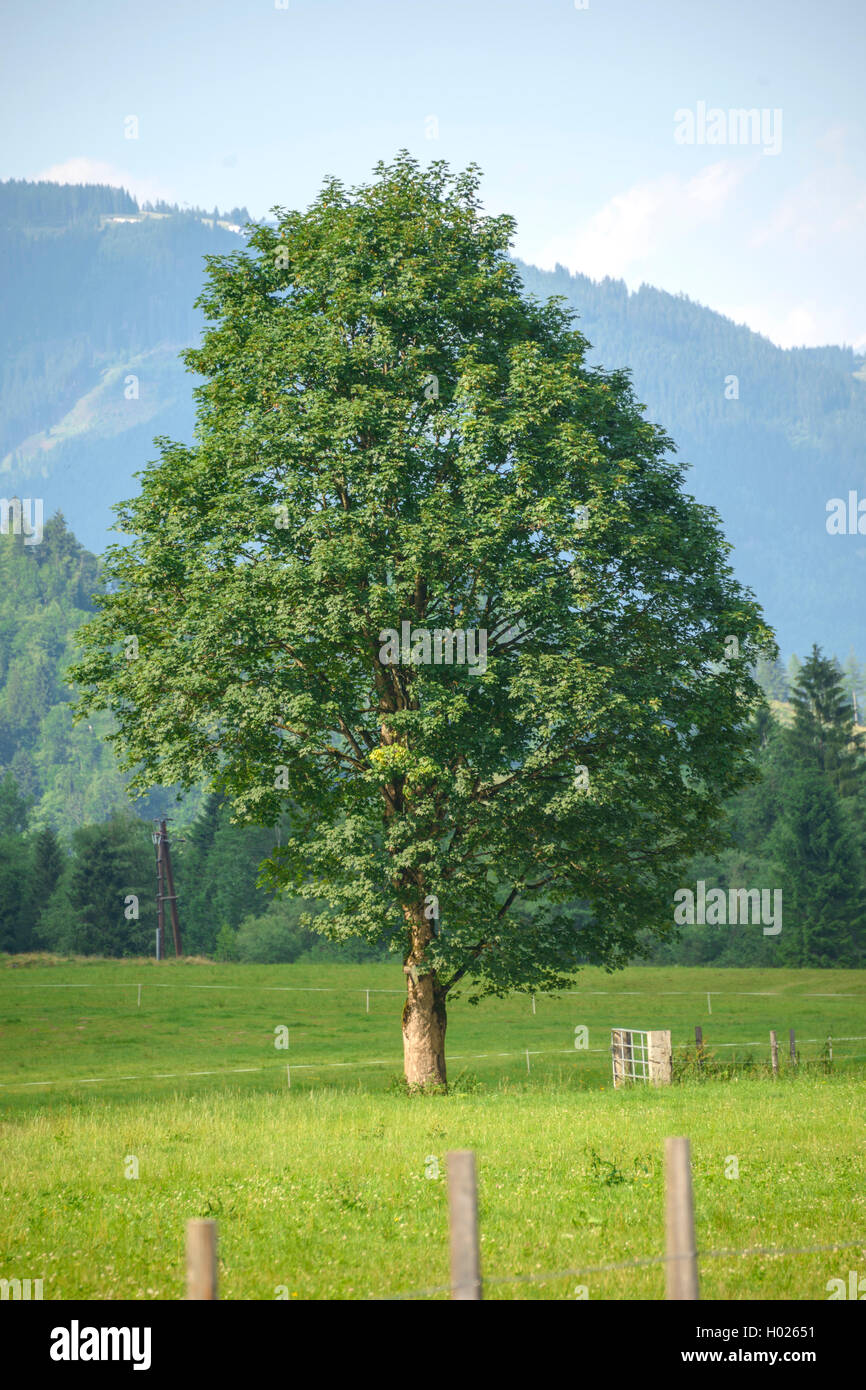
[1,957,865,1300]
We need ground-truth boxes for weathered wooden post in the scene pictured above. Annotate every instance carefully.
[611,1028,633,1088]
[186,1219,218,1300]
[647,1030,673,1085]
[770,1030,779,1077]
[665,1137,699,1300]
[446,1151,482,1300]
[694,1024,703,1070]
[789,1028,797,1065]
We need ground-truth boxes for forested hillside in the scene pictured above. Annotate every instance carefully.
[0,518,198,832]
[642,648,866,967]
[516,261,866,659]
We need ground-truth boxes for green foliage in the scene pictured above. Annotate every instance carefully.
[234,896,391,964]
[213,923,240,961]
[586,1147,627,1186]
[233,902,313,963]
[0,518,202,835]
[770,770,865,967]
[642,648,866,968]
[172,793,281,955]
[0,835,28,952]
[787,644,865,797]
[29,823,65,948]
[4,180,865,658]
[38,811,155,956]
[0,767,31,835]
[71,154,773,1000]
[754,652,789,702]
[0,771,31,951]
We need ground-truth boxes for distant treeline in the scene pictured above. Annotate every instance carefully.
[0,779,385,964]
[0,180,137,228]
[0,179,250,231]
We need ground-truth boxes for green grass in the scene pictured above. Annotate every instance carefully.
[1,958,865,1299]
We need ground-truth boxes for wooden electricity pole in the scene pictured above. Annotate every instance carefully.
[153,822,165,960]
[161,819,183,956]
[153,819,182,958]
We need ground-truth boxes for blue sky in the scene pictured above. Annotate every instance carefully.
[2,0,864,348]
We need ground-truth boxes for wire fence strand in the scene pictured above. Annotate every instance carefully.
[382,1237,866,1301]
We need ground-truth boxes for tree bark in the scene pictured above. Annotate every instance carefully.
[402,968,448,1088]
[401,898,447,1087]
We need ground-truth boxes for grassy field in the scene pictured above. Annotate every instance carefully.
[1,957,865,1300]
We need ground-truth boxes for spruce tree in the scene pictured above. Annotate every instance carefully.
[788,645,865,799]
[49,813,155,956]
[771,769,865,966]
[29,824,65,946]
[0,771,31,950]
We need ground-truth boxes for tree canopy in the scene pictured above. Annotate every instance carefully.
[71,155,773,1085]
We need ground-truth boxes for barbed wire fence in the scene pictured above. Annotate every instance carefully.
[3,972,865,1090]
[183,1143,866,1303]
[4,1033,866,1092]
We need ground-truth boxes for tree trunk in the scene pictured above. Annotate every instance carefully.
[402,969,448,1088]
[401,898,447,1087]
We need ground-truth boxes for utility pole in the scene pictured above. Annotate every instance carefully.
[160,818,183,956]
[152,819,182,958]
[153,821,165,960]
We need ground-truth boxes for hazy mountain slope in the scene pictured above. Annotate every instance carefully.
[0,181,246,546]
[1,181,863,655]
[516,262,866,658]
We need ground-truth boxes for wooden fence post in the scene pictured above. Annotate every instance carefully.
[186,1218,218,1300]
[789,1028,796,1065]
[695,1025,703,1070]
[770,1030,779,1077]
[647,1030,672,1085]
[446,1150,482,1300]
[665,1137,699,1301]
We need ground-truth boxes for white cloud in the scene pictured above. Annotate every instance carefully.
[751,170,866,250]
[516,144,866,350]
[526,161,744,283]
[30,157,175,207]
[718,300,866,352]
